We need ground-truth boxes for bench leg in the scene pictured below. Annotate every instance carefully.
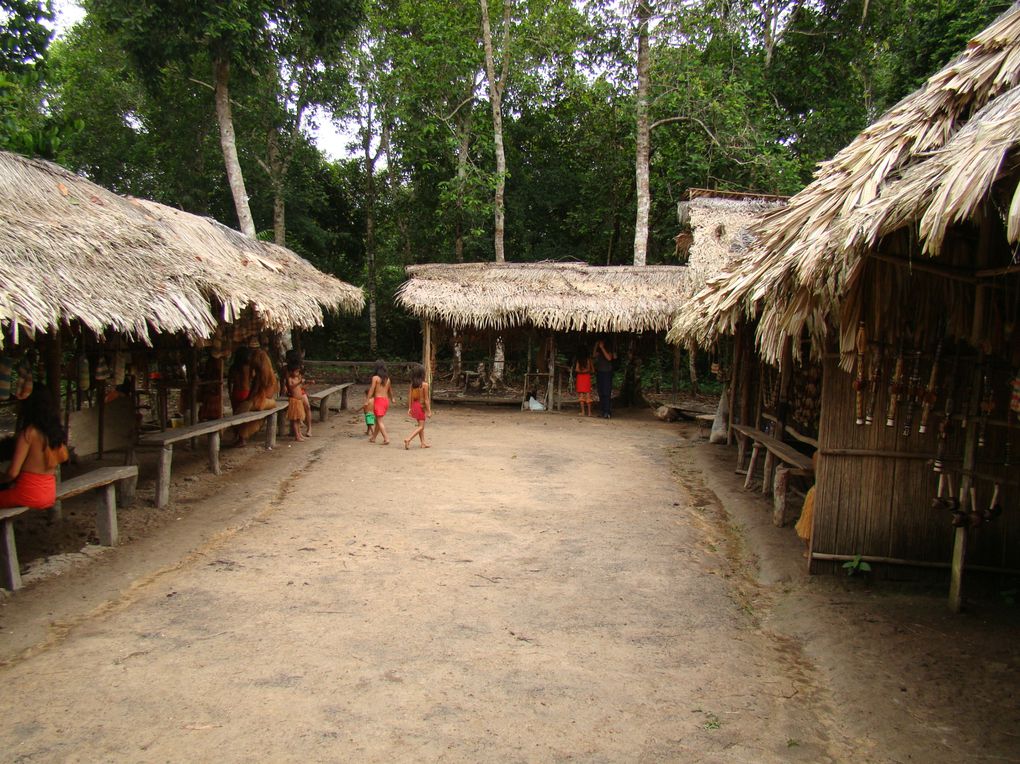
[97,484,118,546]
[762,451,775,496]
[49,464,63,521]
[319,394,331,423]
[209,431,221,476]
[744,445,761,490]
[156,445,173,509]
[772,467,790,527]
[1,518,22,590]
[267,412,278,449]
[736,436,747,474]
[340,387,349,410]
[121,448,137,503]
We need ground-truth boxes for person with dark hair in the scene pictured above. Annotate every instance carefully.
[367,359,393,445]
[227,346,252,414]
[0,388,68,509]
[403,363,432,449]
[574,345,594,417]
[594,337,615,419]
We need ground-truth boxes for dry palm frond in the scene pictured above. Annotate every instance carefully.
[0,152,364,346]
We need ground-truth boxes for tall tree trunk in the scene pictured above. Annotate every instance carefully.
[632,1,651,266]
[363,118,378,355]
[213,58,256,239]
[480,0,510,264]
[267,131,286,246]
[455,115,471,263]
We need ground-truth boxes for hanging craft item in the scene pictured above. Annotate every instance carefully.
[901,346,923,438]
[853,323,867,425]
[885,337,906,427]
[932,349,959,477]
[14,357,33,399]
[94,355,110,381]
[918,331,944,435]
[113,351,128,386]
[78,355,91,391]
[0,356,12,399]
[1011,373,1020,422]
[978,369,994,448]
[864,342,883,425]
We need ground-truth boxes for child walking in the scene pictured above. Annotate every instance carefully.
[574,346,594,417]
[403,363,432,449]
[362,387,376,436]
[367,359,393,445]
[283,360,307,441]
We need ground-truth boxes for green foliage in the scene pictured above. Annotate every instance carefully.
[0,0,52,73]
[842,555,873,577]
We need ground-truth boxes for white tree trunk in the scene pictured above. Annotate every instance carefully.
[213,58,256,239]
[632,1,651,266]
[493,336,505,382]
[480,0,510,263]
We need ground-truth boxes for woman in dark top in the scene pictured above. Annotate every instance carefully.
[594,338,615,419]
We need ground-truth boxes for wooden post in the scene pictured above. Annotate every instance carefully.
[156,445,172,508]
[547,334,556,412]
[266,412,278,449]
[209,431,221,475]
[97,379,106,459]
[97,485,118,546]
[423,320,433,406]
[773,466,790,526]
[672,343,680,403]
[687,340,699,395]
[1,517,22,590]
[727,329,743,446]
[44,330,62,407]
[949,206,991,612]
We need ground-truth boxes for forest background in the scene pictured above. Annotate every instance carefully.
[0,0,1009,373]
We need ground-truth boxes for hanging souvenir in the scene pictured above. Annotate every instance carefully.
[853,323,867,425]
[918,332,944,435]
[14,358,33,399]
[885,337,905,427]
[78,355,91,391]
[0,356,12,399]
[978,370,994,448]
[113,351,128,385]
[901,347,923,437]
[864,342,883,425]
[94,355,110,381]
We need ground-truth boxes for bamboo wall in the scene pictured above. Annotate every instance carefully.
[811,355,1019,573]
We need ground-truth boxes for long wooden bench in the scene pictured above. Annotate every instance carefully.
[1,464,139,590]
[310,383,353,420]
[731,423,814,526]
[139,402,287,509]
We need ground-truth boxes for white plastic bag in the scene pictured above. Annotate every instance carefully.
[528,396,546,411]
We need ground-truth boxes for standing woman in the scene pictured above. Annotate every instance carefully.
[367,359,393,445]
[0,389,69,510]
[594,337,615,419]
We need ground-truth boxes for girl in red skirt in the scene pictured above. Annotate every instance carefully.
[0,389,69,510]
[403,363,432,449]
[574,347,594,417]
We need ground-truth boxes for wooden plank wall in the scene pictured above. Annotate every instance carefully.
[812,356,1018,571]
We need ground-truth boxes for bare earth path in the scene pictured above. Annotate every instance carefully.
[0,406,1015,762]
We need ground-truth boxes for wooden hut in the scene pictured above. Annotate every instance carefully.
[669,5,1020,608]
[395,262,698,407]
[0,150,364,447]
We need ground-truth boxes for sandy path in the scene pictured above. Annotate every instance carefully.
[0,406,853,762]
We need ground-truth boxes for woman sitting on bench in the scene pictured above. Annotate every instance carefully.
[0,389,69,510]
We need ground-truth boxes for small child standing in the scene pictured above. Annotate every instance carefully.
[362,387,376,436]
[284,361,307,441]
[403,363,432,449]
[284,349,313,436]
[574,347,594,417]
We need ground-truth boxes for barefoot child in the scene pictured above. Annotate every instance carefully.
[367,359,393,445]
[283,360,307,441]
[574,347,594,417]
[362,387,375,436]
[284,349,313,436]
[403,363,432,449]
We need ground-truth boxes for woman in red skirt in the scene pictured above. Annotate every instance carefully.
[0,388,68,510]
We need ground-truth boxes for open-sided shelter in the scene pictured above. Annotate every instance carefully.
[0,150,364,452]
[668,5,1020,608]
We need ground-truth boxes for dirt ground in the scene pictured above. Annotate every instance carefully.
[0,402,1017,762]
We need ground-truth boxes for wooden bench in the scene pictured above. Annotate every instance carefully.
[731,423,814,527]
[696,413,715,438]
[1,464,139,590]
[139,402,287,509]
[309,383,353,420]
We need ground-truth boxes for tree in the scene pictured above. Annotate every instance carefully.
[632,0,651,266]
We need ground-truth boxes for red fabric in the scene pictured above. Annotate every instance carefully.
[373,397,390,418]
[410,401,426,421]
[0,471,56,510]
[575,373,592,394]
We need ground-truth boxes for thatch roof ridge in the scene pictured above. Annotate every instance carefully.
[397,261,692,333]
[0,151,363,345]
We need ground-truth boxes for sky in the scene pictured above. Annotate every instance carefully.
[50,0,353,160]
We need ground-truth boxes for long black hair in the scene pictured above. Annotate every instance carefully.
[20,388,66,449]
[410,363,425,388]
[373,359,389,383]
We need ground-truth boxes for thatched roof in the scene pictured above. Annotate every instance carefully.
[669,4,1020,360]
[395,262,692,333]
[0,151,364,346]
